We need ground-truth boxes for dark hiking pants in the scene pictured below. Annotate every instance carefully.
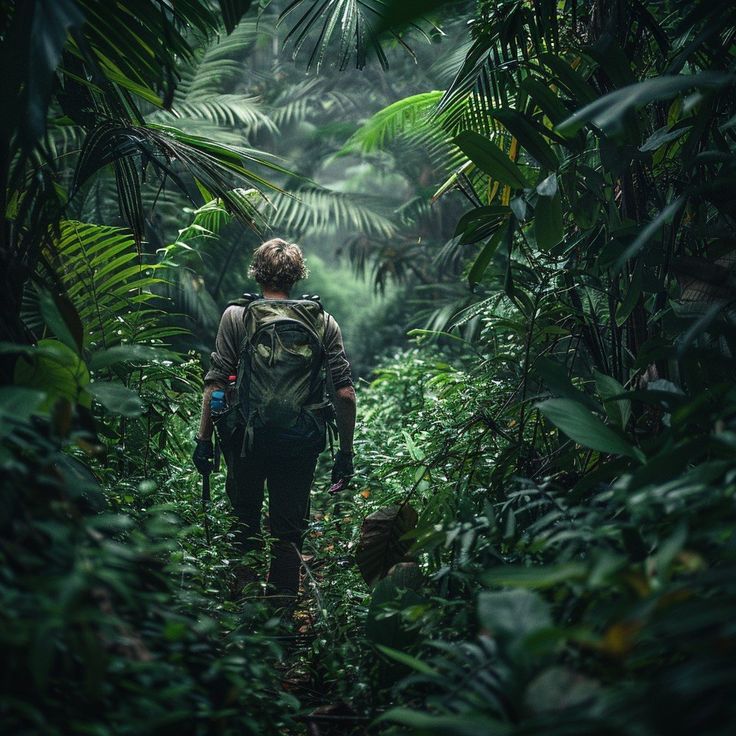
[221,425,321,601]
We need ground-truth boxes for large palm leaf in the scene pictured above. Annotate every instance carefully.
[277,0,433,71]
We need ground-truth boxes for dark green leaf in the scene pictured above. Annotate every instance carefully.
[490,108,559,170]
[36,286,84,354]
[614,197,684,271]
[377,708,510,735]
[356,504,418,586]
[217,0,254,34]
[24,0,85,146]
[14,339,91,411]
[455,205,510,245]
[454,130,529,189]
[534,358,599,411]
[520,77,570,126]
[537,398,641,460]
[534,190,563,250]
[615,264,643,326]
[539,53,597,105]
[594,371,631,430]
[375,645,435,674]
[557,73,734,136]
[468,227,506,286]
[483,563,587,589]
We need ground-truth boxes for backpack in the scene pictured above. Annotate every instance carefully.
[229,294,334,453]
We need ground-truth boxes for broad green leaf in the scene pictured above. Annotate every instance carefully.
[375,645,435,674]
[377,708,510,735]
[14,339,91,411]
[534,358,599,411]
[0,387,46,437]
[594,371,631,430]
[489,108,559,170]
[639,124,690,152]
[468,228,506,286]
[539,53,597,105]
[586,34,635,88]
[557,72,734,136]
[90,345,179,371]
[520,77,570,125]
[615,264,643,326]
[86,381,145,417]
[536,173,558,197]
[26,0,85,144]
[455,205,509,244]
[36,286,83,354]
[454,131,529,189]
[614,197,685,271]
[534,190,563,250]
[478,589,552,638]
[483,563,587,589]
[537,398,641,460]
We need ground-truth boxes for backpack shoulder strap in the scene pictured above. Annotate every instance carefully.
[228,292,262,308]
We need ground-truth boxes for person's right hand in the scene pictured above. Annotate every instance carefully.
[331,449,354,485]
[193,437,214,474]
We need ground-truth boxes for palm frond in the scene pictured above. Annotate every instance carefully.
[168,95,277,133]
[176,19,264,99]
[263,186,397,239]
[72,119,294,242]
[340,91,445,154]
[277,0,429,71]
[269,78,357,127]
[40,220,168,349]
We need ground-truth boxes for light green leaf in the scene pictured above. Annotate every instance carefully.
[86,382,145,417]
[90,344,179,371]
[14,339,91,411]
[478,589,552,638]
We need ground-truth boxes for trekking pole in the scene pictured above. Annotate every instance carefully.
[202,472,211,546]
[213,435,221,473]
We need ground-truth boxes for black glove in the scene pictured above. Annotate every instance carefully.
[193,437,214,475]
[331,449,354,485]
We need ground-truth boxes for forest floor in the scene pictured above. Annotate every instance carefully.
[186,459,376,736]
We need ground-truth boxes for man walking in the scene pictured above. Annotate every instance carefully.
[192,238,356,607]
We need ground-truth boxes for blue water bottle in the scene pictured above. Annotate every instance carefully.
[210,389,226,414]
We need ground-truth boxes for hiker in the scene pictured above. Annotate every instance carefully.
[192,238,356,607]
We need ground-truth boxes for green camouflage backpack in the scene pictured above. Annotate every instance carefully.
[232,294,333,451]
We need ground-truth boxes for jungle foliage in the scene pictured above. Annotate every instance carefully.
[1,0,736,735]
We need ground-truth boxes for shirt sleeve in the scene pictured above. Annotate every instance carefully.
[324,313,353,390]
[204,305,243,385]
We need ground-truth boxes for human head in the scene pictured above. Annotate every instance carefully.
[248,237,308,293]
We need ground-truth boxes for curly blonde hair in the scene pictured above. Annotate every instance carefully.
[248,238,308,291]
